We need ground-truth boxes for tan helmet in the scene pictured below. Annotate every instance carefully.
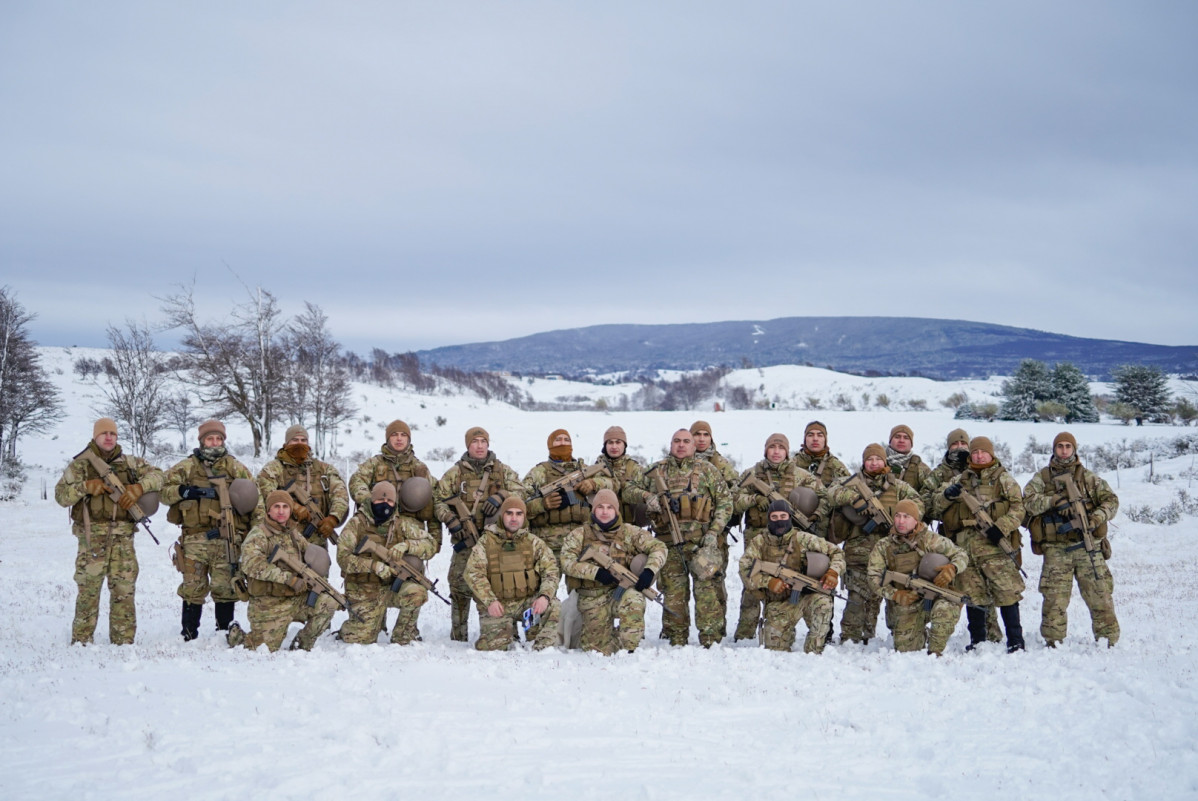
[402,554,426,576]
[629,553,648,576]
[840,503,869,527]
[136,491,161,518]
[304,543,332,578]
[399,476,432,513]
[690,546,722,581]
[805,551,830,579]
[918,552,950,581]
[228,478,260,516]
[788,487,819,518]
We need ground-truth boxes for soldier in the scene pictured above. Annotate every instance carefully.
[161,420,264,641]
[932,436,1027,653]
[559,489,667,654]
[887,424,932,500]
[349,419,437,538]
[226,490,336,651]
[522,428,614,566]
[433,426,523,642]
[463,497,561,651]
[55,417,164,645]
[690,419,738,638]
[595,425,661,527]
[335,481,437,645]
[641,428,733,647]
[867,499,969,656]
[1023,431,1120,647]
[791,421,851,489]
[827,443,922,644]
[739,499,844,653]
[731,433,827,641]
[257,424,348,547]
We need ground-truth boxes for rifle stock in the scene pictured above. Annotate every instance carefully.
[957,490,1027,577]
[353,537,451,606]
[1053,475,1101,580]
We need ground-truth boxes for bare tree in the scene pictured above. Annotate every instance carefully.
[0,287,63,466]
[280,302,356,456]
[91,321,170,457]
[163,391,201,452]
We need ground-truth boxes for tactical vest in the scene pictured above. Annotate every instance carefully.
[70,449,141,526]
[882,537,924,575]
[1027,463,1108,545]
[167,455,253,535]
[247,526,305,598]
[832,473,900,542]
[344,517,392,582]
[453,458,505,530]
[369,451,435,522]
[600,455,643,526]
[940,469,1011,538]
[758,534,808,601]
[529,460,592,528]
[744,464,799,529]
[571,524,635,592]
[649,463,714,530]
[485,536,539,602]
[275,458,331,516]
[893,456,925,493]
[797,451,837,487]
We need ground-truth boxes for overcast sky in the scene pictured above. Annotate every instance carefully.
[2,2,1196,355]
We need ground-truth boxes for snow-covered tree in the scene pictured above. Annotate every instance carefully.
[1113,364,1172,425]
[1000,359,1053,420]
[1050,362,1099,424]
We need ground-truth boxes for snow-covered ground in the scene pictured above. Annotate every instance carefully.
[2,347,1196,800]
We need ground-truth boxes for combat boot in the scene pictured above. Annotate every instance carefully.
[181,601,203,641]
[214,601,236,631]
[965,606,988,650]
[1000,604,1025,653]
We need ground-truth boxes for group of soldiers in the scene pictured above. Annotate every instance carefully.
[56,415,1120,656]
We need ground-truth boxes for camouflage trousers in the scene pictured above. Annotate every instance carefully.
[761,592,834,653]
[839,563,880,644]
[474,596,561,651]
[448,548,474,642]
[71,525,139,645]
[575,588,647,654]
[658,543,724,647]
[1039,544,1119,645]
[890,598,961,655]
[959,539,1025,608]
[735,531,764,640]
[338,577,427,645]
[175,531,242,605]
[238,593,337,652]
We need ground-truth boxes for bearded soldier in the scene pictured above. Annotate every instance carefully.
[932,436,1027,653]
[640,428,732,647]
[349,419,437,538]
[560,489,667,654]
[867,499,968,656]
[522,428,614,568]
[162,420,264,641]
[463,497,561,651]
[257,424,348,547]
[594,425,661,527]
[433,426,523,642]
[739,500,844,653]
[690,420,738,638]
[1023,432,1120,647]
[335,481,437,645]
[226,491,337,651]
[887,424,932,502]
[55,417,164,645]
[791,421,850,489]
[731,433,827,641]
[827,443,922,645]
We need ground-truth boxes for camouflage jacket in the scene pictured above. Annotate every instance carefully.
[791,449,851,488]
[55,442,165,533]
[887,448,932,495]
[827,471,922,544]
[522,457,615,531]
[257,449,349,526]
[597,452,654,510]
[931,460,1024,548]
[432,451,523,547]
[1022,457,1118,541]
[349,444,435,522]
[739,526,845,592]
[560,520,667,593]
[464,525,560,607]
[923,455,966,522]
[639,455,733,546]
[866,524,967,601]
[336,507,436,581]
[161,450,265,537]
[695,446,738,488]
[733,458,827,534]
[240,518,308,595]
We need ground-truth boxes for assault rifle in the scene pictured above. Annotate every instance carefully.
[268,545,364,621]
[647,466,685,548]
[1053,474,1101,580]
[353,537,450,605]
[883,570,976,611]
[206,475,245,589]
[579,545,681,619]
[282,478,339,545]
[956,490,1027,578]
[748,558,847,604]
[83,451,160,544]
[740,474,816,532]
[845,475,894,535]
[528,463,609,508]
[447,497,483,551]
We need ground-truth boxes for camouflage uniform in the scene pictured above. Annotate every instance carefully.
[1023,457,1119,645]
[887,448,932,504]
[867,524,968,654]
[257,447,349,546]
[792,449,851,489]
[694,444,738,638]
[739,527,845,653]
[731,459,827,640]
[432,452,523,641]
[335,507,437,645]
[560,519,667,654]
[596,451,656,528]
[349,444,437,535]
[464,524,561,651]
[639,455,732,646]
[55,442,164,645]
[522,457,615,563]
[236,518,336,651]
[827,471,922,643]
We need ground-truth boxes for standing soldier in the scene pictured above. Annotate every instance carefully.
[335,481,437,645]
[55,417,164,645]
[433,427,523,642]
[522,428,614,567]
[161,420,264,641]
[257,424,348,547]
[226,490,337,651]
[349,419,437,540]
[739,499,844,653]
[731,433,827,641]
[560,489,668,654]
[932,436,1027,653]
[867,499,969,656]
[641,428,733,647]
[594,425,661,527]
[886,424,932,500]
[463,497,561,651]
[1023,432,1120,647]
[791,421,851,489]
[827,443,922,645]
[690,420,738,638]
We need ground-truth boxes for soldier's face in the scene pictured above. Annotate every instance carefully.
[864,455,887,473]
[468,436,489,459]
[692,431,712,451]
[604,439,625,458]
[202,433,225,448]
[804,430,826,452]
[971,449,993,466]
[269,502,292,524]
[551,432,571,447]
[288,434,309,446]
[1055,442,1075,460]
[388,431,410,451]
[949,440,969,452]
[890,432,913,453]
[671,431,695,459]
[766,443,788,464]
[768,510,790,524]
[893,511,918,534]
[593,502,618,524]
[502,507,525,532]
[94,431,117,451]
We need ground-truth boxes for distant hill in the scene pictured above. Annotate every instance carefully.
[415,317,1198,380]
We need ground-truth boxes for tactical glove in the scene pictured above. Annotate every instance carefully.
[180,485,218,501]
[821,568,839,591]
[117,483,144,510]
[594,567,618,586]
[317,516,339,540]
[575,479,597,496]
[644,495,662,515]
[83,479,108,496]
[481,494,504,517]
[543,490,564,510]
[893,589,920,606]
[984,525,1005,546]
[287,576,309,593]
[634,568,655,591]
[388,542,409,560]
[767,577,789,596]
[754,494,771,510]
[373,561,393,581]
[943,484,962,500]
[933,563,957,588]
[291,504,311,523]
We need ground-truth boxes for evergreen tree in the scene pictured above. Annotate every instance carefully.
[1113,364,1172,424]
[1050,362,1099,423]
[999,359,1052,420]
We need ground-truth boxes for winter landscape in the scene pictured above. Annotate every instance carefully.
[2,347,1196,801]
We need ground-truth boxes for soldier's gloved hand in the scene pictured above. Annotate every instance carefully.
[291,504,311,523]
[943,484,962,500]
[543,490,564,510]
[481,494,504,517]
[317,516,339,540]
[287,576,309,593]
[388,542,409,560]
[452,540,468,553]
[634,568,656,591]
[446,517,464,537]
[933,563,957,587]
[767,577,789,596]
[594,567,618,586]
[754,495,770,510]
[821,568,839,591]
[575,478,597,496]
[180,485,218,501]
[117,483,143,510]
[373,561,393,581]
[644,495,662,514]
[83,478,108,496]
[984,525,1005,545]
[893,589,920,606]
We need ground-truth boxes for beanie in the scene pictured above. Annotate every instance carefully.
[198,419,227,442]
[93,417,117,439]
[371,481,397,504]
[465,426,489,448]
